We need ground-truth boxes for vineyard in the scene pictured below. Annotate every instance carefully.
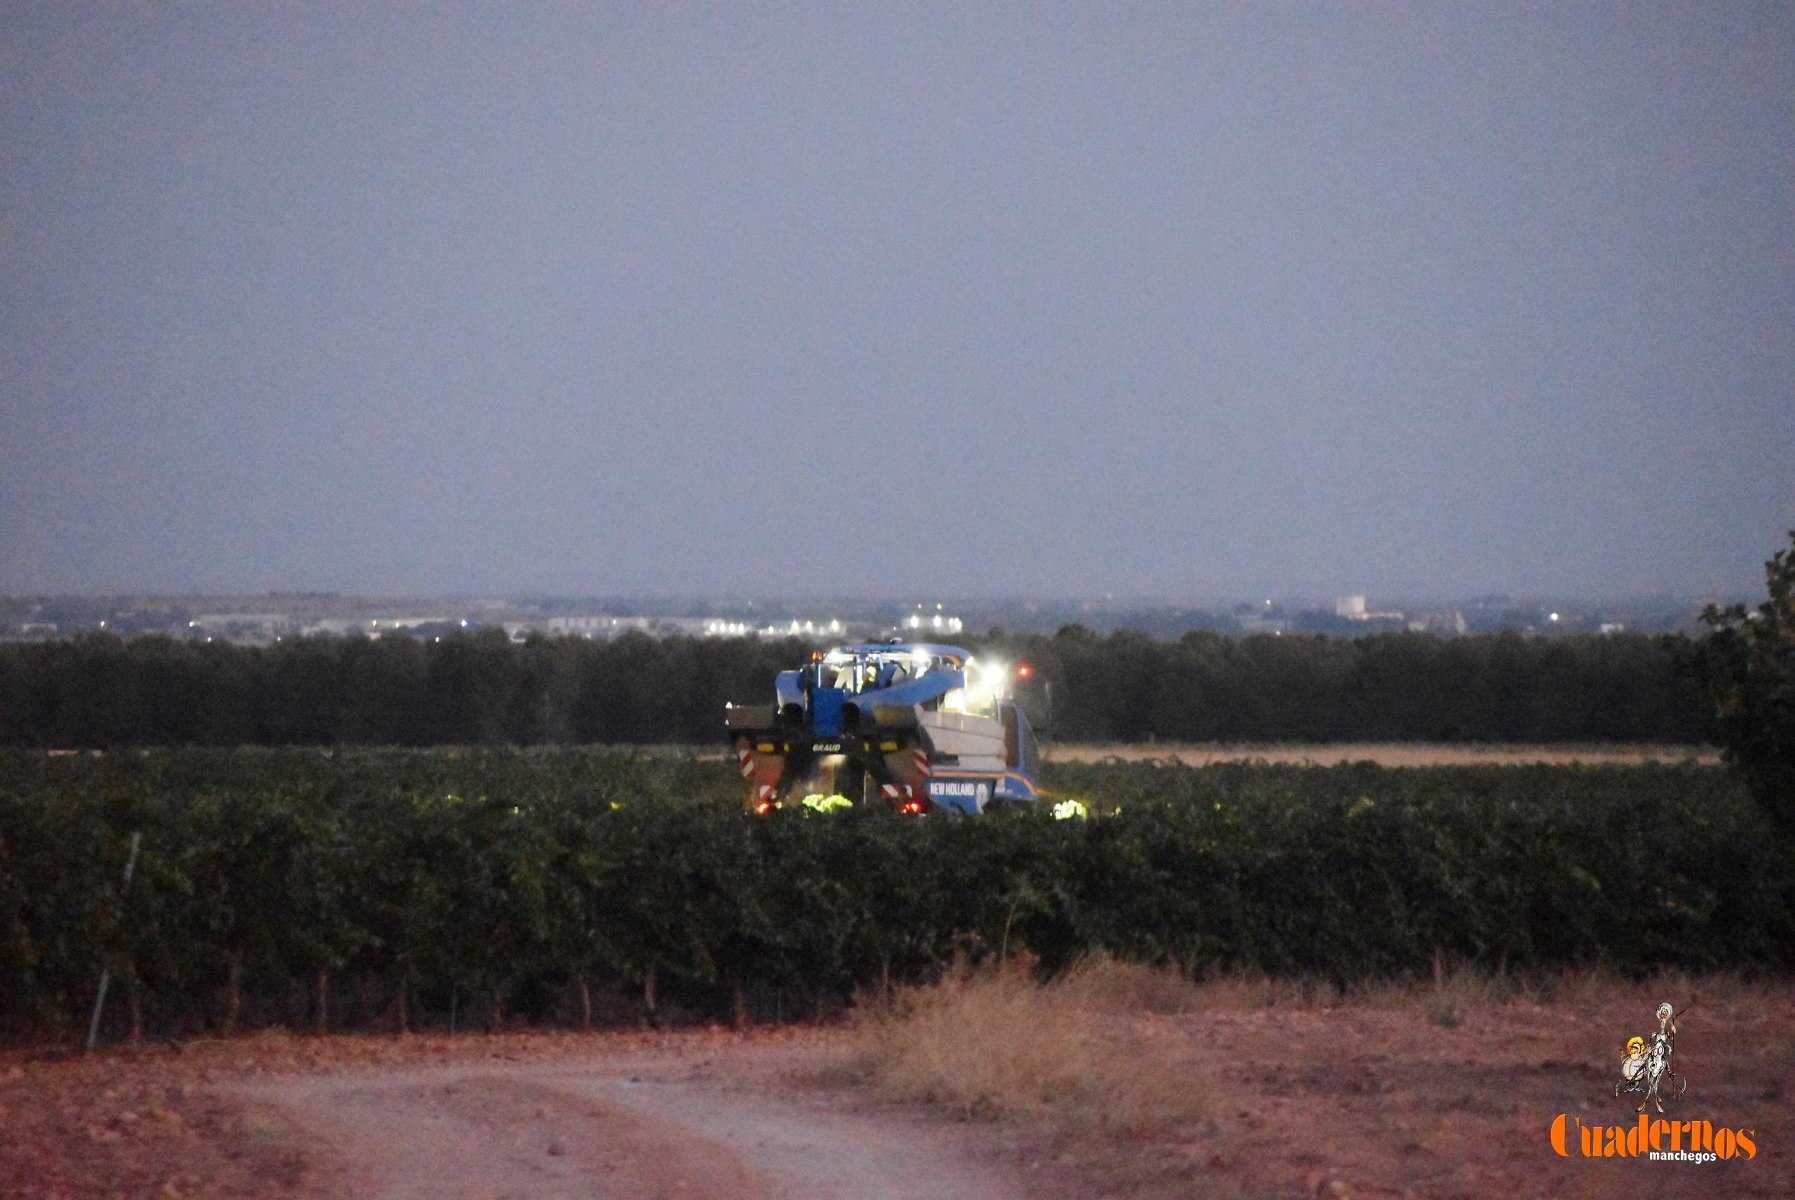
[3,749,1790,1044]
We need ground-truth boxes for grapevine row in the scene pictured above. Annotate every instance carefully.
[2,750,1786,1042]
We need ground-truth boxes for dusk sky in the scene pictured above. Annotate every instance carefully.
[3,3,1791,602]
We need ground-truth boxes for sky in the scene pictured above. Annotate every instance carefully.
[3,3,1791,603]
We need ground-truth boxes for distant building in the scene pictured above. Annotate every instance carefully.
[188,613,295,644]
[902,605,964,635]
[754,617,846,640]
[299,615,456,639]
[1335,595,1406,625]
[546,615,654,638]
[500,613,850,641]
[1406,609,1469,636]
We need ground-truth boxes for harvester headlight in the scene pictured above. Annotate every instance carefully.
[961,658,1007,709]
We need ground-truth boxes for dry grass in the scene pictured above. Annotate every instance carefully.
[1055,954,1211,1015]
[836,956,1538,1132]
[839,957,1216,1136]
[835,958,1795,1199]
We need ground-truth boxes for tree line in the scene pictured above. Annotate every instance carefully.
[1014,626,1700,743]
[0,626,1706,748]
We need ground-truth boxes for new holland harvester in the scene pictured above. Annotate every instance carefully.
[725,642,1041,814]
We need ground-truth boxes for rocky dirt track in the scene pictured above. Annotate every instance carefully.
[236,1053,1057,1200]
[1,1029,1085,1200]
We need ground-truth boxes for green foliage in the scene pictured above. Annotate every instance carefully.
[1050,759,1792,976]
[1696,529,1795,835]
[1,750,1786,1043]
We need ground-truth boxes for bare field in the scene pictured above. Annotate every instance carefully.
[1046,742,1722,768]
[6,968,1791,1200]
[838,962,1795,1199]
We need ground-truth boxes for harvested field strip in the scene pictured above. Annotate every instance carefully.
[1046,742,1721,767]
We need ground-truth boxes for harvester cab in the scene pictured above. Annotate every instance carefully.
[726,642,1041,814]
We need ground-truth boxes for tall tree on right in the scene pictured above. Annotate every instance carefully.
[1697,529,1795,836]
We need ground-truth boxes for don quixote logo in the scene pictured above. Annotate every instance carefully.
[1549,1000,1757,1165]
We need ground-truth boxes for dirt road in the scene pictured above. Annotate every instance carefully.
[0,1031,1083,1200]
[234,1044,1055,1200]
